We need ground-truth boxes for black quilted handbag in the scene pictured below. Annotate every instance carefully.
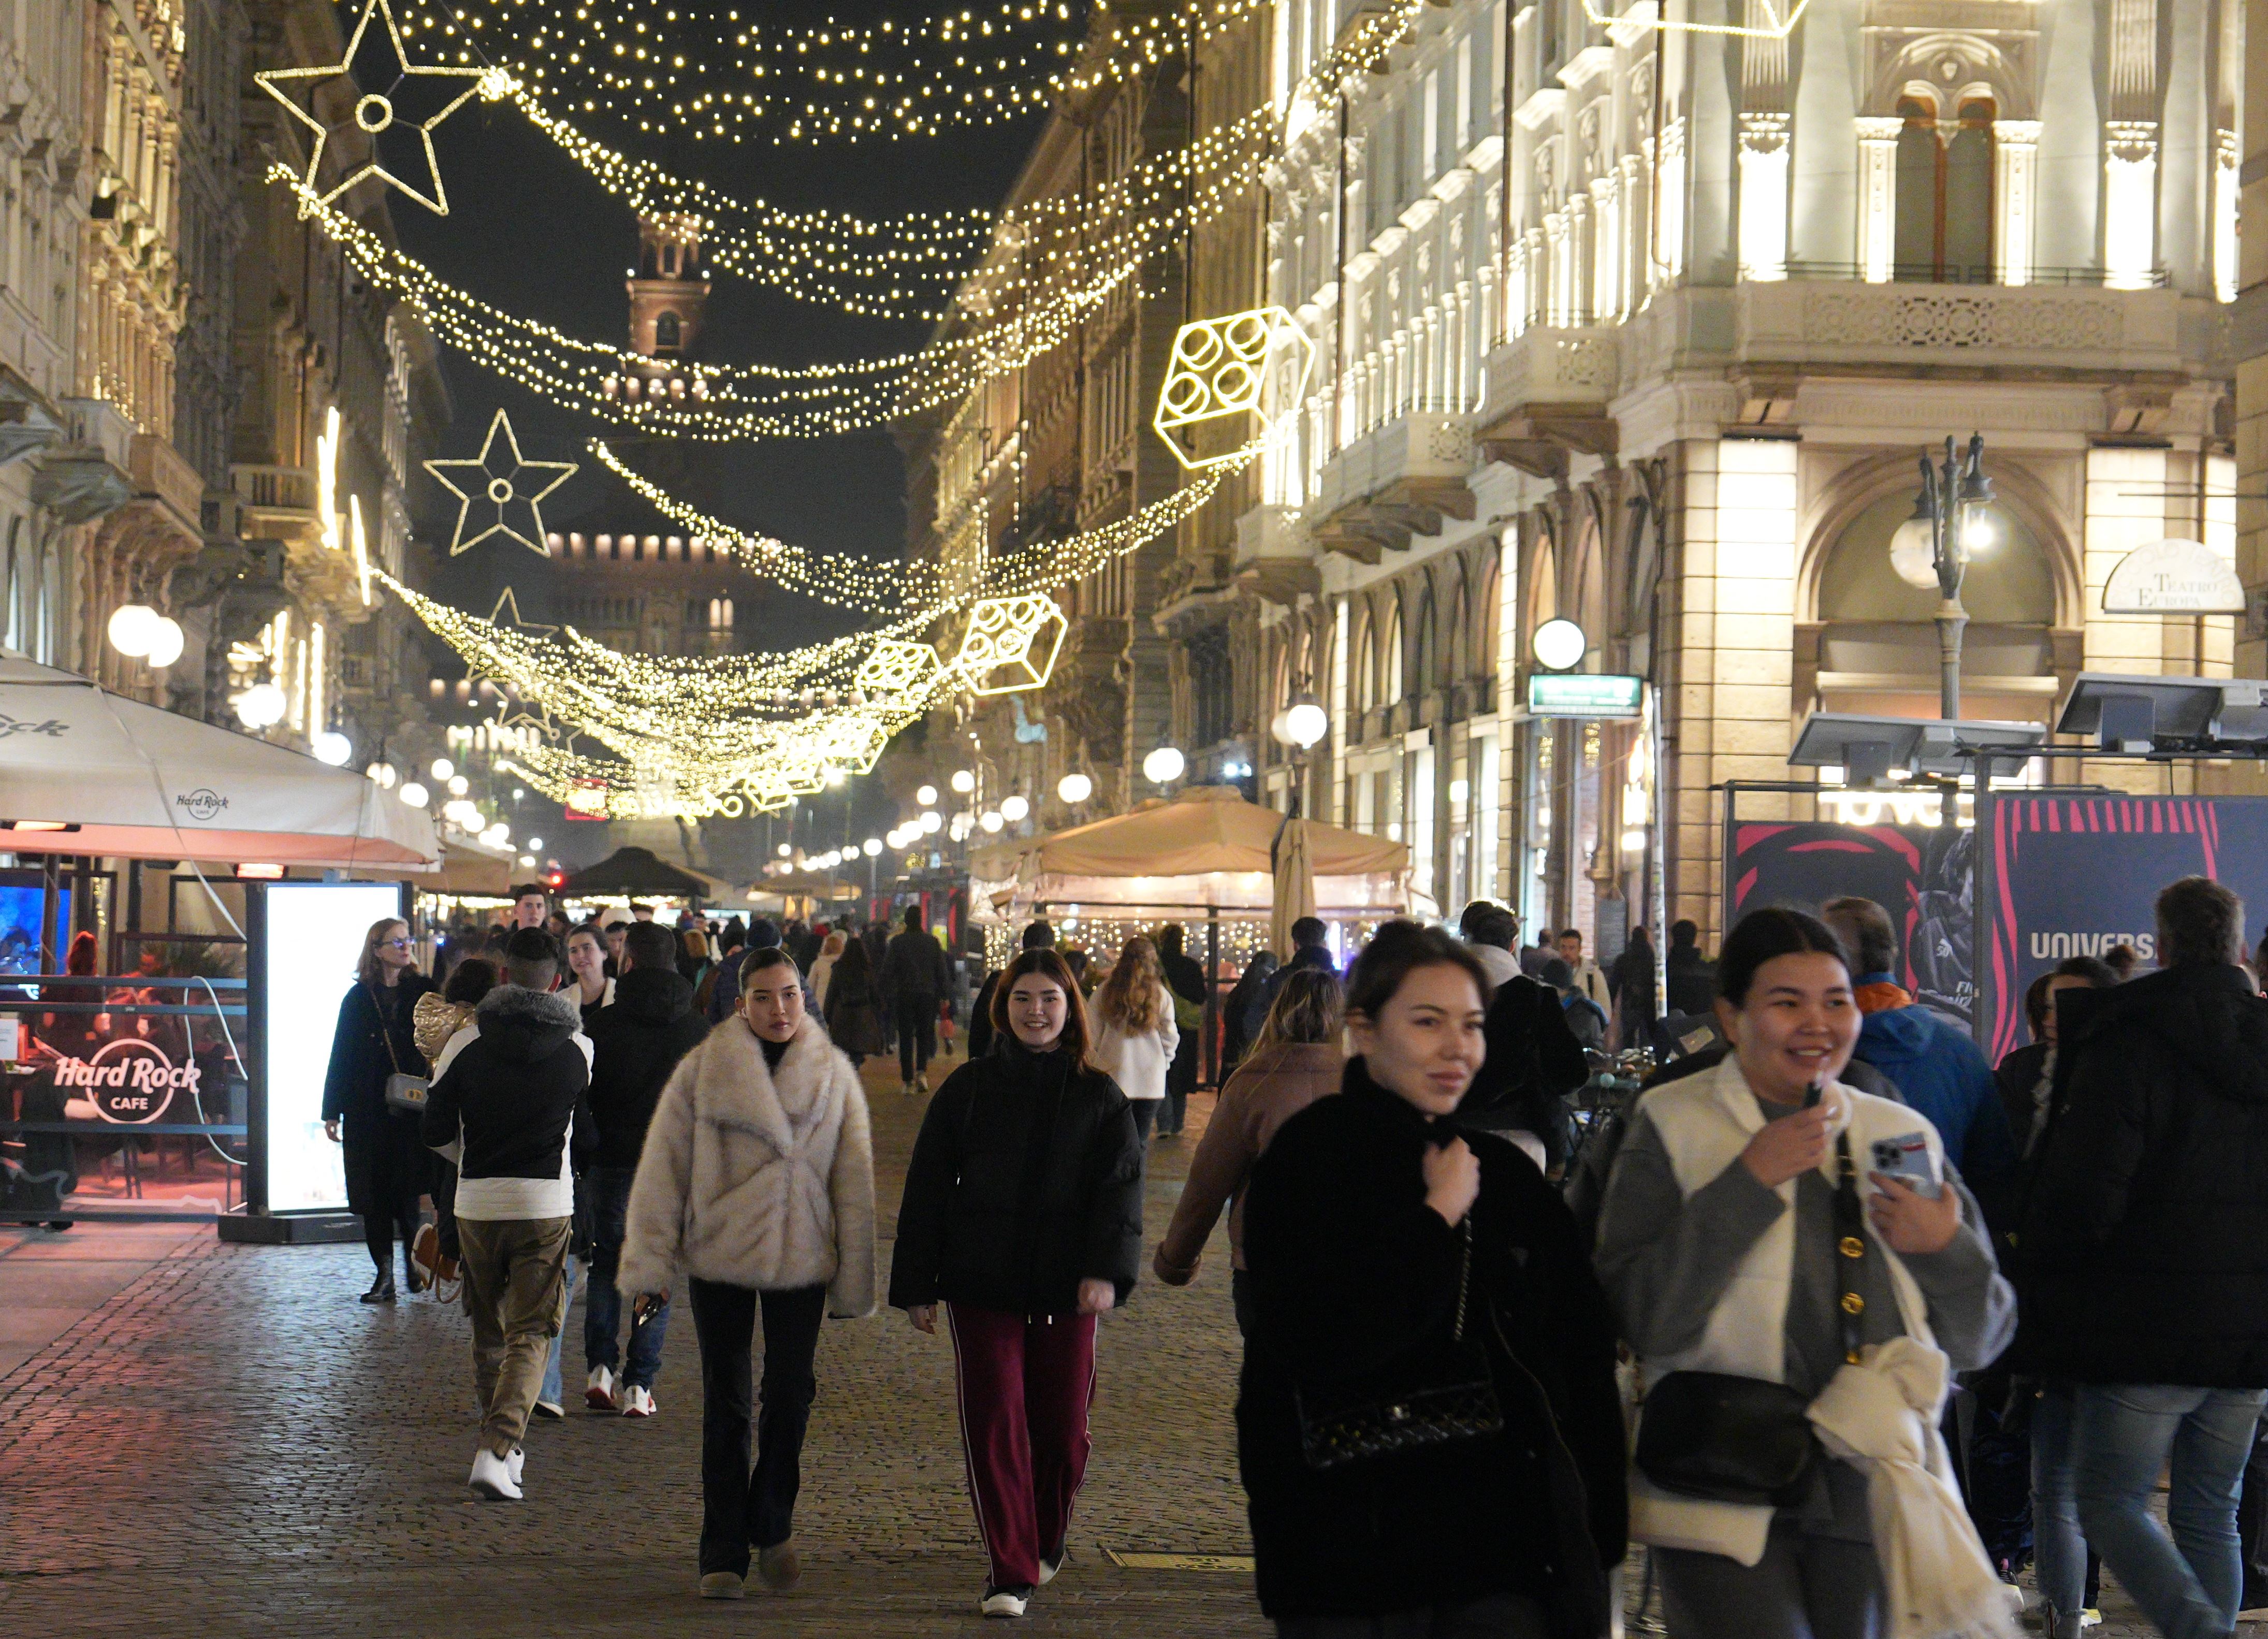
[1296,1217,1505,1470]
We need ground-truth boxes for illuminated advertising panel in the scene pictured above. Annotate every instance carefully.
[257,882,404,1213]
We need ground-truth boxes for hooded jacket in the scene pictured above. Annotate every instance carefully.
[889,1035,1144,1315]
[586,966,711,1170]
[1852,992,2018,1194]
[618,1016,876,1316]
[422,985,593,1221]
[1461,942,1590,1165]
[2016,961,2268,1387]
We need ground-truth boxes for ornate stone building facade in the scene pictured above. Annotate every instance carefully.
[1235,0,2240,947]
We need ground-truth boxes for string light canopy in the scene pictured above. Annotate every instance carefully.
[425,409,580,556]
[408,0,1278,144]
[255,0,493,214]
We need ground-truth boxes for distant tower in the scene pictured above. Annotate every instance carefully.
[607,214,710,405]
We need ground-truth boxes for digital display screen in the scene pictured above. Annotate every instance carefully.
[0,883,67,976]
[258,883,403,1214]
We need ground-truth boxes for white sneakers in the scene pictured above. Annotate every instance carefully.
[980,1585,1030,1618]
[469,1446,522,1501]
[586,1365,618,1410]
[506,1446,525,1486]
[620,1384,657,1418]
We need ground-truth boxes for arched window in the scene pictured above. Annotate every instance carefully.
[654,311,682,352]
[1894,96,1995,283]
[707,596,733,630]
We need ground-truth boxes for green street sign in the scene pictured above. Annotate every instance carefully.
[1527,673,1644,719]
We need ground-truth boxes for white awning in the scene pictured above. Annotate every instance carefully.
[0,651,440,869]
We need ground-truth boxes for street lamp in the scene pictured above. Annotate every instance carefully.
[1891,432,1995,720]
[950,770,976,795]
[915,783,938,806]
[1270,695,1331,817]
[1143,745,1186,786]
[999,794,1029,822]
[1057,771,1093,805]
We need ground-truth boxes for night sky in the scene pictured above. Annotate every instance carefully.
[361,4,1060,868]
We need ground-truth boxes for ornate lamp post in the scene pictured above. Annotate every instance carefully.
[1269,695,1330,817]
[1893,433,1996,721]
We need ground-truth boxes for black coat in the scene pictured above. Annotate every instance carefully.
[320,974,439,1217]
[585,967,710,1170]
[2016,963,2268,1387]
[1459,971,1591,1167]
[966,970,1000,1060]
[884,927,951,1000]
[889,1036,1144,1315]
[1239,1061,1626,1630]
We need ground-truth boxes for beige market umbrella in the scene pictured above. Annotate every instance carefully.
[1270,814,1316,959]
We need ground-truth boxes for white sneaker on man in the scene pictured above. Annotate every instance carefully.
[620,1384,657,1418]
[469,1447,522,1501]
[586,1365,618,1411]
[507,1446,525,1487]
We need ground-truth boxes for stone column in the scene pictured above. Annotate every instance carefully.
[1854,117,1903,283]
[1994,120,2042,285]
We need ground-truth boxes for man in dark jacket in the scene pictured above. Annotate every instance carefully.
[1664,919,1715,1017]
[423,927,594,1501]
[967,920,1053,1062]
[1155,923,1208,1136]
[2020,876,2268,1639]
[1456,900,1589,1172]
[884,906,953,1095]
[581,921,710,1416]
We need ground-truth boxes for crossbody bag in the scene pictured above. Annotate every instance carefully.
[1296,1215,1506,1470]
[1631,1130,1868,1508]
[371,986,430,1115]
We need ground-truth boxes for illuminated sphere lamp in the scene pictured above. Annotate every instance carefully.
[1889,506,1942,590]
[399,781,430,809]
[310,730,353,766]
[143,617,185,669]
[980,810,1004,833]
[1057,772,1093,804]
[527,836,543,851]
[1142,745,1186,786]
[1531,619,1588,672]
[777,843,792,858]
[863,837,883,857]
[1272,698,1329,750]
[235,683,287,729]
[431,758,455,781]
[999,794,1029,822]
[107,603,161,657]
[950,770,976,795]
[920,810,942,834]
[915,783,938,806]
[448,774,470,797]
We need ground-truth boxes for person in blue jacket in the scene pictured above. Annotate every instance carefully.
[1824,896,2019,1203]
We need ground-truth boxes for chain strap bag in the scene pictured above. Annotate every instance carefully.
[1296,1215,1506,1470]
[1631,1131,1867,1508]
[371,987,430,1115]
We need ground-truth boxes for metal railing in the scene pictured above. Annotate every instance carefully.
[1779,262,2171,288]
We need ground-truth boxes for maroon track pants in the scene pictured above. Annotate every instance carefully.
[947,1303,1098,1589]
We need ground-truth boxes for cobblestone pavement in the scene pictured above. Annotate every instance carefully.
[0,1055,2215,1636]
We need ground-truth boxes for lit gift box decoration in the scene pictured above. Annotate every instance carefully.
[1153,307,1316,471]
[854,637,946,702]
[953,595,1068,696]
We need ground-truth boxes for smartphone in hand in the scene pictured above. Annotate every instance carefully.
[1869,1132,1943,1198]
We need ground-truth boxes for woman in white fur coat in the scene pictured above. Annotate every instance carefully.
[619,947,877,1603]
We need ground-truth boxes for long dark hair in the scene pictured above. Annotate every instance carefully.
[990,947,1095,1064]
[1343,921,1492,1022]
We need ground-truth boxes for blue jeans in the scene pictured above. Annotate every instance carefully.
[584,1164,669,1388]
[2073,1383,2268,1639]
[540,1254,581,1408]
[2032,1383,2089,1628]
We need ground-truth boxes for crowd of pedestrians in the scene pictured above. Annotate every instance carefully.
[318,871,2268,1638]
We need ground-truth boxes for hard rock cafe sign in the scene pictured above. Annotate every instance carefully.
[52,1039,200,1124]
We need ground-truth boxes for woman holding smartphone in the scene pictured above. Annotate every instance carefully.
[1594,907,2015,1638]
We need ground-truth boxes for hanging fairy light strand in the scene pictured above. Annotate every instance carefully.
[407,0,1283,143]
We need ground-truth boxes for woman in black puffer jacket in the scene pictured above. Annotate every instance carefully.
[889,947,1143,1620]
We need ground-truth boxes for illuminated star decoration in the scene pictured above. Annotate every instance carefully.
[424,410,578,557]
[255,0,486,215]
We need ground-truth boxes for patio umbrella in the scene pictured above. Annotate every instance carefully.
[558,846,722,900]
[1270,814,1315,959]
[0,650,436,869]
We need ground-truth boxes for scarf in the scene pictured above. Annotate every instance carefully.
[1806,1338,2021,1639]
